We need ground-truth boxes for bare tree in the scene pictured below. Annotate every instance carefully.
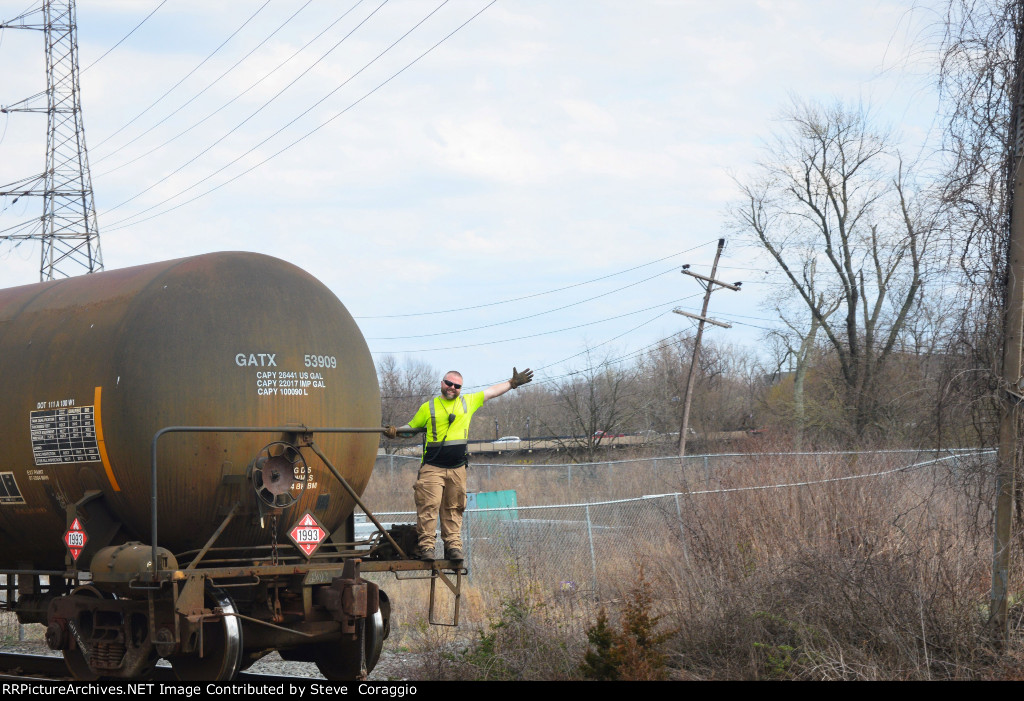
[732,100,941,439]
[547,348,639,460]
[939,1,1024,638]
[376,354,438,454]
[937,0,1018,447]
[634,337,690,434]
[764,317,824,450]
[759,257,840,449]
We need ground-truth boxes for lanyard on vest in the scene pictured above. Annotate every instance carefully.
[428,395,469,443]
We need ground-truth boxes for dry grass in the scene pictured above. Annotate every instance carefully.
[366,450,746,510]
[0,613,43,643]
[646,449,1002,679]
[366,446,1024,680]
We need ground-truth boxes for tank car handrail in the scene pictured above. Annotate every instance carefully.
[306,440,411,560]
[149,425,423,580]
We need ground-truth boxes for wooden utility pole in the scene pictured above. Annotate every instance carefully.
[991,12,1024,642]
[676,238,741,458]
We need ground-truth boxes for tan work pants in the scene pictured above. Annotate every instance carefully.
[413,463,466,552]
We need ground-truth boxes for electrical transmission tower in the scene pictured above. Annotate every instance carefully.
[0,0,103,281]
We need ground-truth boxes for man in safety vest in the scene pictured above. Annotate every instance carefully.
[384,367,533,562]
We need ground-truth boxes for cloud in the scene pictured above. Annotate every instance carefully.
[0,0,945,385]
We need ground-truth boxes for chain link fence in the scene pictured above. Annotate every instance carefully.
[364,448,993,600]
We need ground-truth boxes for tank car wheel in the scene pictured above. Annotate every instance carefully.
[314,608,385,680]
[169,586,243,681]
[59,586,159,680]
[60,585,113,681]
[64,644,100,680]
[63,647,99,680]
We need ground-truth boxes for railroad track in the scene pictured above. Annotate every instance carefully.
[0,651,314,684]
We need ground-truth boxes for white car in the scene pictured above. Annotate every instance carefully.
[493,436,521,444]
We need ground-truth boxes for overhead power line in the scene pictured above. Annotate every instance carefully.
[92,0,274,151]
[383,324,686,399]
[98,0,401,219]
[100,0,497,233]
[527,318,682,381]
[372,295,694,355]
[357,240,719,319]
[92,0,318,171]
[80,0,167,74]
[366,265,680,340]
[94,1,373,180]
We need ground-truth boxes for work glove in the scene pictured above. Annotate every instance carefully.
[383,425,398,439]
[509,367,534,389]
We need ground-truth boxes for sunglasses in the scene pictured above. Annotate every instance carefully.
[443,379,462,389]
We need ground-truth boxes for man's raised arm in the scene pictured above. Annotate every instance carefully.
[483,367,533,401]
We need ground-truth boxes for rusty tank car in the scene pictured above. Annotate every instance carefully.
[0,252,458,680]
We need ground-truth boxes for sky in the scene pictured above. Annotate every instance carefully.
[0,0,948,392]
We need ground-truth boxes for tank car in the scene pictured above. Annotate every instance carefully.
[0,252,455,680]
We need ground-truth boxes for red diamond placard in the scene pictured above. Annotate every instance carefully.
[287,511,326,558]
[64,518,88,562]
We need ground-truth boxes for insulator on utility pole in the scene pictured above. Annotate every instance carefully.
[680,269,742,291]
